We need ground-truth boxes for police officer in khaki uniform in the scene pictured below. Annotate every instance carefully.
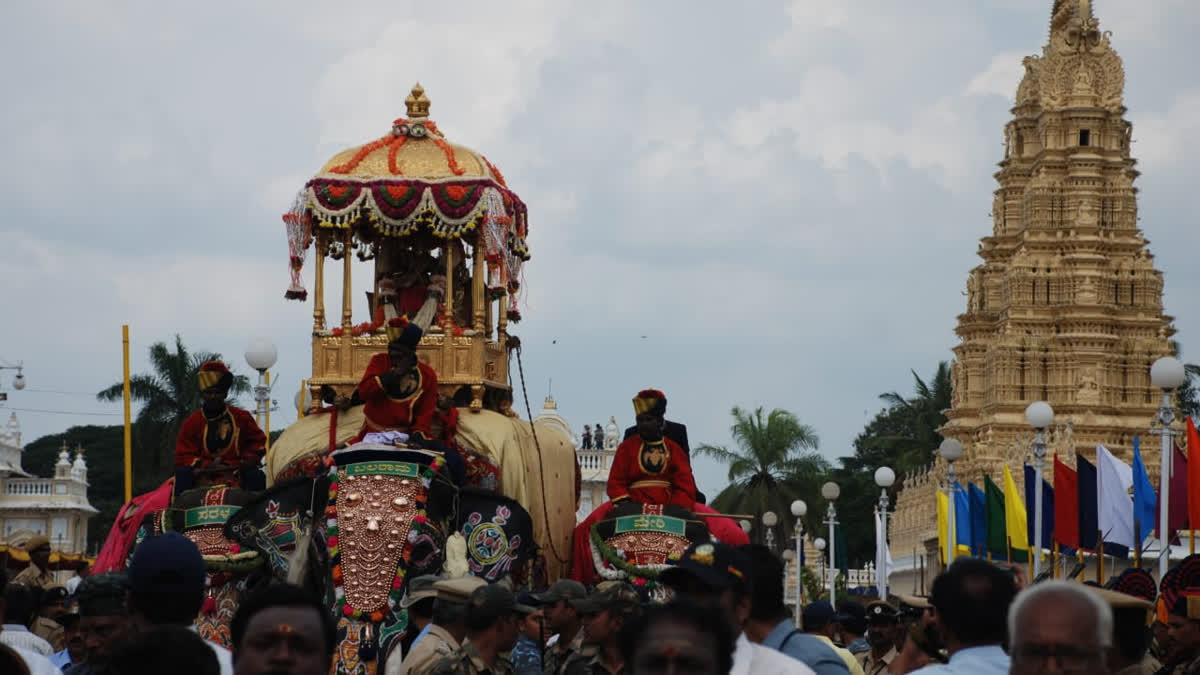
[396,577,488,675]
[856,601,899,675]
[429,584,535,675]
[1086,586,1161,675]
[31,587,69,652]
[560,582,641,675]
[13,537,55,589]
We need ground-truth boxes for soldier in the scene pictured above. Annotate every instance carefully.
[12,537,55,589]
[856,602,898,675]
[531,580,588,674]
[1084,585,1160,675]
[560,582,641,675]
[395,576,487,675]
[383,574,441,670]
[428,584,535,675]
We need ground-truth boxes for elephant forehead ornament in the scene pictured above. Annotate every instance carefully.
[328,456,444,622]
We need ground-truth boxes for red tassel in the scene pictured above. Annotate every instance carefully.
[202,596,217,616]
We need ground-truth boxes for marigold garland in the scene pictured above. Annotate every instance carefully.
[589,526,663,590]
[481,156,508,188]
[329,135,393,175]
[387,135,409,175]
[327,455,445,622]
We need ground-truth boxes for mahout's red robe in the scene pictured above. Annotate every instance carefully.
[353,353,438,442]
[175,405,266,469]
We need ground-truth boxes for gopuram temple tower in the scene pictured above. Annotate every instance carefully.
[889,0,1179,585]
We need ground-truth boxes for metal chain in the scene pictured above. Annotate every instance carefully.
[514,343,570,565]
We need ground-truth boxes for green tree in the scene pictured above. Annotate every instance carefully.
[873,362,952,472]
[696,406,828,548]
[1168,340,1200,420]
[95,335,250,493]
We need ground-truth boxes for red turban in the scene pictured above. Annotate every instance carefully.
[197,361,233,392]
[632,389,667,417]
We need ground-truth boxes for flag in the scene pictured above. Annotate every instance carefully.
[874,509,893,597]
[954,483,972,557]
[1132,436,1158,548]
[1024,464,1055,560]
[1078,454,1099,551]
[969,483,987,556]
[1096,444,1135,550]
[937,489,951,565]
[1167,446,1190,541]
[985,475,1008,560]
[1189,418,1200,532]
[1002,465,1029,563]
[1054,456,1080,549]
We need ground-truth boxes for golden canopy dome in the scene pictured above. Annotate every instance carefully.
[315,83,504,182]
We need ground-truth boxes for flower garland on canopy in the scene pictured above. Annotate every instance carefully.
[326,455,445,622]
[589,527,669,591]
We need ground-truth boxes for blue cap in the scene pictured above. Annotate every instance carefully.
[128,532,206,595]
[802,600,836,628]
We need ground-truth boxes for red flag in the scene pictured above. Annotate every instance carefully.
[1167,446,1190,541]
[1189,418,1200,532]
[1053,455,1079,549]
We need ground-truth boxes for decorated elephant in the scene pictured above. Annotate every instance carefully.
[588,502,711,598]
[268,405,577,582]
[164,485,267,647]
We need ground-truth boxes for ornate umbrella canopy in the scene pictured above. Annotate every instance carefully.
[283,83,528,309]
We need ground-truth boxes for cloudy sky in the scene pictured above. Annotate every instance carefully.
[2,1,1198,498]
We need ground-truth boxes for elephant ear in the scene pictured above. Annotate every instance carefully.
[224,476,329,583]
[455,488,537,584]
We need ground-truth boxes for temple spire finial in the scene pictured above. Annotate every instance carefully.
[405,83,431,120]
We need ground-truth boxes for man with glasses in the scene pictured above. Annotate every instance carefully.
[1006,580,1112,674]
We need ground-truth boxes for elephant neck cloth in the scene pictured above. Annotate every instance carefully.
[175,405,265,469]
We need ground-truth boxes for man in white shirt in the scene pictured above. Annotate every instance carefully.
[2,583,55,656]
[659,541,816,674]
[5,642,64,675]
[907,558,1018,675]
[125,532,234,675]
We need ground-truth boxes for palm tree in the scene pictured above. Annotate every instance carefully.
[867,362,952,474]
[1168,340,1200,420]
[96,335,250,492]
[696,406,827,548]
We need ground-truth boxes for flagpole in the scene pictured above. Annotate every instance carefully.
[1053,542,1059,579]
[1135,519,1141,569]
[1097,533,1104,584]
[1027,402,1053,578]
[122,324,132,503]
[1151,358,1185,579]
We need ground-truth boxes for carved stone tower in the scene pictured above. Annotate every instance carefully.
[890,1,1178,579]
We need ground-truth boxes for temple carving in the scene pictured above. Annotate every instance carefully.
[889,0,1178,586]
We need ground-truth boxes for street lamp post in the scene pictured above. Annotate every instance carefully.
[874,466,895,598]
[245,338,279,452]
[1025,401,1054,578]
[814,537,827,595]
[0,359,26,401]
[791,499,807,618]
[939,439,964,566]
[1151,356,1187,579]
[822,481,840,606]
[762,511,779,551]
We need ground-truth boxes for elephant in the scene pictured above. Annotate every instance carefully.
[267,405,577,583]
[587,502,711,599]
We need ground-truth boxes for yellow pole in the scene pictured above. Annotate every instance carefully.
[122,325,132,503]
[264,371,271,455]
[298,378,307,418]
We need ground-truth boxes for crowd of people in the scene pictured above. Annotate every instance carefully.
[9,529,1200,673]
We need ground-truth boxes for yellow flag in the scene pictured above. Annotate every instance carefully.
[937,489,950,565]
[1003,465,1030,553]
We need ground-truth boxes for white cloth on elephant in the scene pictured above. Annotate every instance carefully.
[363,431,409,445]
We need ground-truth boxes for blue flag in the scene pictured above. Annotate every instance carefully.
[1132,436,1157,548]
[954,482,971,553]
[969,483,987,557]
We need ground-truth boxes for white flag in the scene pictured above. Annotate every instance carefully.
[1097,443,1135,549]
[874,510,894,598]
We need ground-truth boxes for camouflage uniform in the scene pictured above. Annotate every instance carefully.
[542,629,583,675]
[429,642,516,675]
[559,582,640,675]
